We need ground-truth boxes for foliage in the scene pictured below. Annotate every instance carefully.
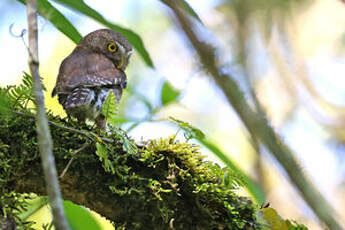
[1,72,35,111]
[135,136,260,229]
[169,116,205,141]
[160,81,180,106]
[259,207,308,230]
[63,200,102,230]
[169,117,266,203]
[17,0,82,44]
[175,0,203,23]
[0,132,36,229]
[0,79,37,228]
[0,192,35,230]
[95,142,115,174]
[57,0,153,67]
[102,90,119,122]
[17,0,153,66]
[124,80,266,205]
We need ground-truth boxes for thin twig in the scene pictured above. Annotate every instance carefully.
[13,110,114,143]
[26,0,70,229]
[59,143,90,178]
[161,1,343,229]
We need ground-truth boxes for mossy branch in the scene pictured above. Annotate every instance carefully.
[0,113,260,229]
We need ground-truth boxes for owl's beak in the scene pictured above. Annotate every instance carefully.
[116,42,126,70]
[126,50,133,58]
[117,56,126,70]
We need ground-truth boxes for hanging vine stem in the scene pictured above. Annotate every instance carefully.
[26,0,70,229]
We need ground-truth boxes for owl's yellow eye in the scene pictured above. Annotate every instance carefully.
[107,42,118,53]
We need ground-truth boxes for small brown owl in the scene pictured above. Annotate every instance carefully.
[52,29,133,129]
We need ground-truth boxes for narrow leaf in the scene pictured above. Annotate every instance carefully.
[178,0,203,23]
[17,0,82,44]
[53,0,154,67]
[161,0,203,24]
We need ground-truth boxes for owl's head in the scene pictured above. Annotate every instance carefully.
[79,29,133,71]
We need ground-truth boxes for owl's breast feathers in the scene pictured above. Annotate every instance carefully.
[52,50,127,122]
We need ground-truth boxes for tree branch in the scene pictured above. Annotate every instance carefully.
[161,1,343,229]
[26,0,70,229]
[0,114,260,229]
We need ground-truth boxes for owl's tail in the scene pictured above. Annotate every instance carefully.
[64,87,94,109]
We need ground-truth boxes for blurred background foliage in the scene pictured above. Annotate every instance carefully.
[0,0,344,229]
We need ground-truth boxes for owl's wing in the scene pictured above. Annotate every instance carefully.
[53,51,127,96]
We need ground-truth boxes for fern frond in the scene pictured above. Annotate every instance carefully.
[102,90,119,121]
[2,72,47,111]
[6,72,35,110]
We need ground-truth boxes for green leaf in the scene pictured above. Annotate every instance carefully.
[169,117,204,141]
[64,200,102,230]
[259,207,308,230]
[0,90,12,116]
[161,0,203,24]
[18,196,48,221]
[95,142,115,174]
[285,220,308,230]
[260,207,289,230]
[17,0,82,44]
[161,81,180,106]
[53,0,154,67]
[5,72,36,110]
[102,90,118,122]
[122,136,137,156]
[110,127,138,156]
[178,0,203,23]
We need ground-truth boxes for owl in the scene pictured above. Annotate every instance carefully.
[52,29,133,129]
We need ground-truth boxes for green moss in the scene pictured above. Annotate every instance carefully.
[91,133,261,229]
[0,113,261,229]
